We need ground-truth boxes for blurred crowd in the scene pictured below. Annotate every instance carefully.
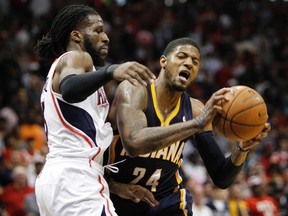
[0,0,287,215]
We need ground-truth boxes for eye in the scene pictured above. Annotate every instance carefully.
[95,28,104,34]
[192,58,199,66]
[177,53,187,59]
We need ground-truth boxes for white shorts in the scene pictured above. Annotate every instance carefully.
[35,158,117,216]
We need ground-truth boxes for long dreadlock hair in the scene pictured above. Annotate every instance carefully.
[35,5,99,62]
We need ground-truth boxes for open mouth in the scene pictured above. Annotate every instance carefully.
[178,70,190,81]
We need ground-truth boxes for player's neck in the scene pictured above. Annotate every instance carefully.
[155,86,181,115]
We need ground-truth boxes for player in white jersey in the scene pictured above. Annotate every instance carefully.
[34,5,157,216]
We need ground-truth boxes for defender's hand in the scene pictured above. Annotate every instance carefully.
[113,62,156,86]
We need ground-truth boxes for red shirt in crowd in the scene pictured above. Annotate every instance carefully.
[245,195,279,216]
[0,183,34,216]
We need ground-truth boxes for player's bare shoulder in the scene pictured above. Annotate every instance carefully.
[115,80,148,110]
[190,97,204,116]
[53,51,93,93]
[57,51,93,72]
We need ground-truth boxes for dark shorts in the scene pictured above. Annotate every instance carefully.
[111,188,193,216]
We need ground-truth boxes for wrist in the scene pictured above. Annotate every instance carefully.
[237,143,250,153]
[107,64,119,79]
[108,180,121,194]
[195,116,205,130]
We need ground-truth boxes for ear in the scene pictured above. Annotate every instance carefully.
[70,30,82,43]
[160,55,167,68]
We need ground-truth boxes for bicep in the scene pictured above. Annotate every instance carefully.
[191,98,204,117]
[59,52,93,81]
[115,81,147,140]
[53,52,93,92]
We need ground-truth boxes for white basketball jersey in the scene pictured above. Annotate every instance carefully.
[40,52,113,165]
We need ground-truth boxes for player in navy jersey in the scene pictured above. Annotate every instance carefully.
[106,37,271,216]
[34,5,156,216]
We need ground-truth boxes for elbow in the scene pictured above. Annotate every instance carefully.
[212,181,231,189]
[211,176,235,189]
[120,132,154,157]
[126,151,138,158]
[121,139,143,158]
[124,145,141,158]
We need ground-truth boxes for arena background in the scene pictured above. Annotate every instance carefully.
[0,0,287,215]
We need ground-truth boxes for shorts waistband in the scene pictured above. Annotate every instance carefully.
[45,157,104,174]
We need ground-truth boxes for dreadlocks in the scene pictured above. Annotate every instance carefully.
[35,5,99,61]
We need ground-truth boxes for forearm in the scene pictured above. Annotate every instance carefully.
[60,64,118,103]
[121,118,203,157]
[195,131,243,189]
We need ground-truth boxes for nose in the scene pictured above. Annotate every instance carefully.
[184,58,193,69]
[102,33,110,44]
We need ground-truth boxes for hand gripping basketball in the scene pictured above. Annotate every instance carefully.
[238,122,271,151]
[197,87,231,129]
[213,85,269,142]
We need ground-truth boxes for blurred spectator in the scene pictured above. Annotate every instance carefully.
[18,113,46,152]
[0,117,7,159]
[245,175,280,216]
[0,166,34,216]
[259,141,274,177]
[228,181,249,216]
[247,162,268,186]
[270,138,288,171]
[202,180,214,202]
[206,186,230,216]
[186,181,213,216]
[0,108,18,133]
[26,147,46,187]
[28,0,51,18]
[8,87,32,124]
[1,145,28,188]
[24,154,45,216]
[182,144,208,185]
[281,166,288,216]
[23,72,45,107]
[24,192,40,216]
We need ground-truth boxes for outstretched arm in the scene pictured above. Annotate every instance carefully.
[53,51,156,103]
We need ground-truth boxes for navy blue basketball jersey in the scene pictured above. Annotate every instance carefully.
[109,82,193,200]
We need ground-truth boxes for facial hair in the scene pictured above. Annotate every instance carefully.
[173,82,186,92]
[84,36,105,66]
[164,68,186,92]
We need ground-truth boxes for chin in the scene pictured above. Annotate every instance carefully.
[174,85,186,92]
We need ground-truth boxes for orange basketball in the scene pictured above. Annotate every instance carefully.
[213,85,268,142]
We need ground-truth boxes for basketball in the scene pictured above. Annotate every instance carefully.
[213,85,268,142]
